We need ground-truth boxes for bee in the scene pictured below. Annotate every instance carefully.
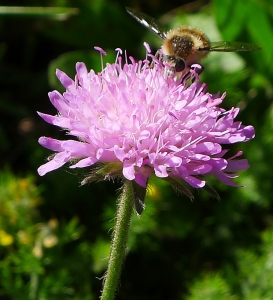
[126,7,261,76]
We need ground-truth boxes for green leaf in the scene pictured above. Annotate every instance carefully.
[0,6,78,19]
[213,0,247,40]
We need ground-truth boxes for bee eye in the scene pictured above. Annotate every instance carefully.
[175,59,185,72]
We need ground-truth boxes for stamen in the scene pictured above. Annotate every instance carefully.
[115,48,123,64]
[94,46,107,71]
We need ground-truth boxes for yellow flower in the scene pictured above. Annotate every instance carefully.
[0,230,14,246]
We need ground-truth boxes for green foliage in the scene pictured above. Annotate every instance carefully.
[185,273,238,300]
[213,0,273,77]
[183,228,273,300]
[0,0,273,299]
[236,230,273,299]
[0,170,95,299]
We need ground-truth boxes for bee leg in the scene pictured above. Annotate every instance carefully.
[155,49,161,60]
[149,49,160,69]
[181,64,204,83]
[181,71,192,83]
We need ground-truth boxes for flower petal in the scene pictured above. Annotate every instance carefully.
[38,48,254,190]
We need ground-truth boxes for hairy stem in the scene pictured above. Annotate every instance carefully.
[100,179,134,300]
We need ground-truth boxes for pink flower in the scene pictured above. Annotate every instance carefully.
[38,47,254,192]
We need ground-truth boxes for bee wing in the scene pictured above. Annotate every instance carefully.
[201,41,261,52]
[126,7,167,40]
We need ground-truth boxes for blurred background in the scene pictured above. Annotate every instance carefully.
[0,0,273,299]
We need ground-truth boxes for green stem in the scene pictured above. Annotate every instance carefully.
[100,179,134,300]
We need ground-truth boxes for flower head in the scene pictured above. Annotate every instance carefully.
[38,46,254,193]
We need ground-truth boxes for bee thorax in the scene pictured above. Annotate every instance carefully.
[162,26,210,65]
[163,35,193,59]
